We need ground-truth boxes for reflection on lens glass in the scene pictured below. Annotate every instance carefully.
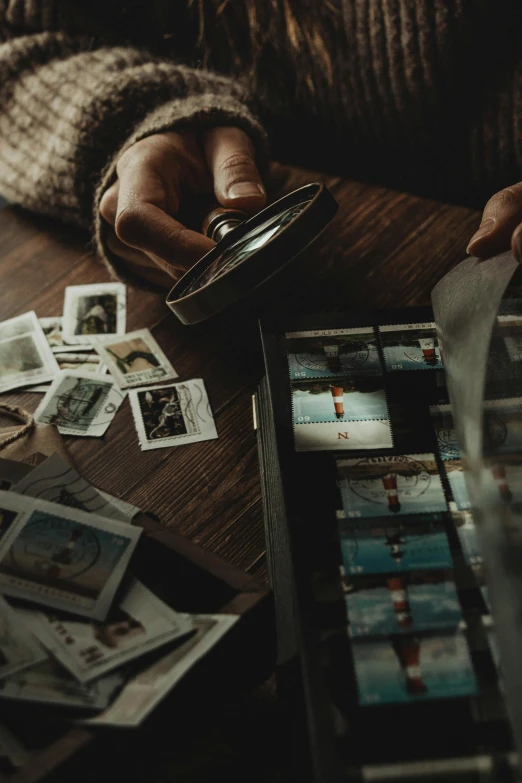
[183,199,309,295]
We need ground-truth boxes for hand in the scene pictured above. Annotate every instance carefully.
[467,182,522,262]
[99,127,266,287]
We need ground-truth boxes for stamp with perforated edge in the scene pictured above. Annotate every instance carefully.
[379,322,442,371]
[286,327,382,379]
[94,328,178,389]
[337,454,448,518]
[62,283,126,344]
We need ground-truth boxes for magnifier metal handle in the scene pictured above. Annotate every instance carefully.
[202,206,249,242]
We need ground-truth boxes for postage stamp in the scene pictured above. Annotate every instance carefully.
[443,459,470,510]
[94,328,178,389]
[352,626,477,706]
[28,354,108,393]
[292,377,388,425]
[379,322,443,371]
[13,452,132,523]
[34,372,126,437]
[429,404,460,460]
[39,317,86,352]
[0,311,59,393]
[0,654,123,710]
[285,327,382,379]
[338,514,452,575]
[0,491,141,620]
[483,398,522,455]
[62,283,126,344]
[294,419,393,452]
[86,614,238,727]
[19,578,193,683]
[337,454,447,518]
[344,571,462,638]
[0,595,46,679]
[129,379,218,450]
[449,508,482,565]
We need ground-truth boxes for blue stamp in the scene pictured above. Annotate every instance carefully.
[286,327,382,380]
[380,322,443,371]
[344,573,462,637]
[339,515,452,575]
[429,404,460,460]
[444,460,470,510]
[337,454,447,518]
[352,628,477,706]
[292,378,388,425]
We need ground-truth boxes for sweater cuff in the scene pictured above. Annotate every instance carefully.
[93,92,269,291]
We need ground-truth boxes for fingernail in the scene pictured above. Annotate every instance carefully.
[466,217,495,254]
[227,181,265,199]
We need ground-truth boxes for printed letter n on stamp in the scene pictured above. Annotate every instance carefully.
[94,328,178,389]
[129,379,217,450]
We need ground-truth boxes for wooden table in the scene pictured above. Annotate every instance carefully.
[0,163,481,782]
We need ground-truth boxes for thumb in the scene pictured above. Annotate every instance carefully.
[467,182,522,260]
[203,126,266,214]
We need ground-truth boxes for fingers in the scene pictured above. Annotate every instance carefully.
[467,182,522,261]
[99,135,215,280]
[106,231,176,288]
[204,126,266,213]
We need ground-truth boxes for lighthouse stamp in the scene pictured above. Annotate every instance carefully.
[129,379,218,450]
[338,514,452,575]
[93,328,178,389]
[429,404,460,460]
[62,283,126,344]
[285,327,382,379]
[0,491,141,620]
[343,571,462,637]
[337,454,447,518]
[352,626,477,706]
[34,372,126,437]
[379,322,443,371]
[291,377,388,424]
[443,459,471,510]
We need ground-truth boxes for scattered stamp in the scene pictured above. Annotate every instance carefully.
[0,654,123,711]
[28,354,108,393]
[39,317,87,352]
[343,571,462,637]
[0,491,141,620]
[34,372,126,436]
[86,614,238,727]
[285,327,382,379]
[292,377,388,424]
[352,626,477,706]
[19,578,193,683]
[337,454,447,518]
[94,328,178,389]
[62,283,126,344]
[129,379,218,450]
[429,404,460,460]
[13,452,133,523]
[338,514,452,575]
[0,595,46,679]
[379,322,442,371]
[294,419,393,452]
[450,508,482,566]
[0,311,59,393]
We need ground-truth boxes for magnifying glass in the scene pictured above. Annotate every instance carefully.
[166,182,338,325]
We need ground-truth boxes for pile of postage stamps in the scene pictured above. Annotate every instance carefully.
[0,284,229,770]
[285,313,522,709]
[0,282,218,448]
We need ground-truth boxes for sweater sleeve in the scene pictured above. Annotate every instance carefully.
[0,3,268,281]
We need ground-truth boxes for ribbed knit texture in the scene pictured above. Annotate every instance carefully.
[1,0,522,282]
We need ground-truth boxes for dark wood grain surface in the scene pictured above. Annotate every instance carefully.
[0,163,481,782]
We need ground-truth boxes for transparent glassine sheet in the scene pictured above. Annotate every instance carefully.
[432,251,522,762]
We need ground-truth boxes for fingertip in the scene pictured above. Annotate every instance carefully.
[511,227,522,263]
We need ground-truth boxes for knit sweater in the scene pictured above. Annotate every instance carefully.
[0,0,521,281]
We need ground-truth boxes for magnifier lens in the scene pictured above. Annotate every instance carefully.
[183,199,310,295]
